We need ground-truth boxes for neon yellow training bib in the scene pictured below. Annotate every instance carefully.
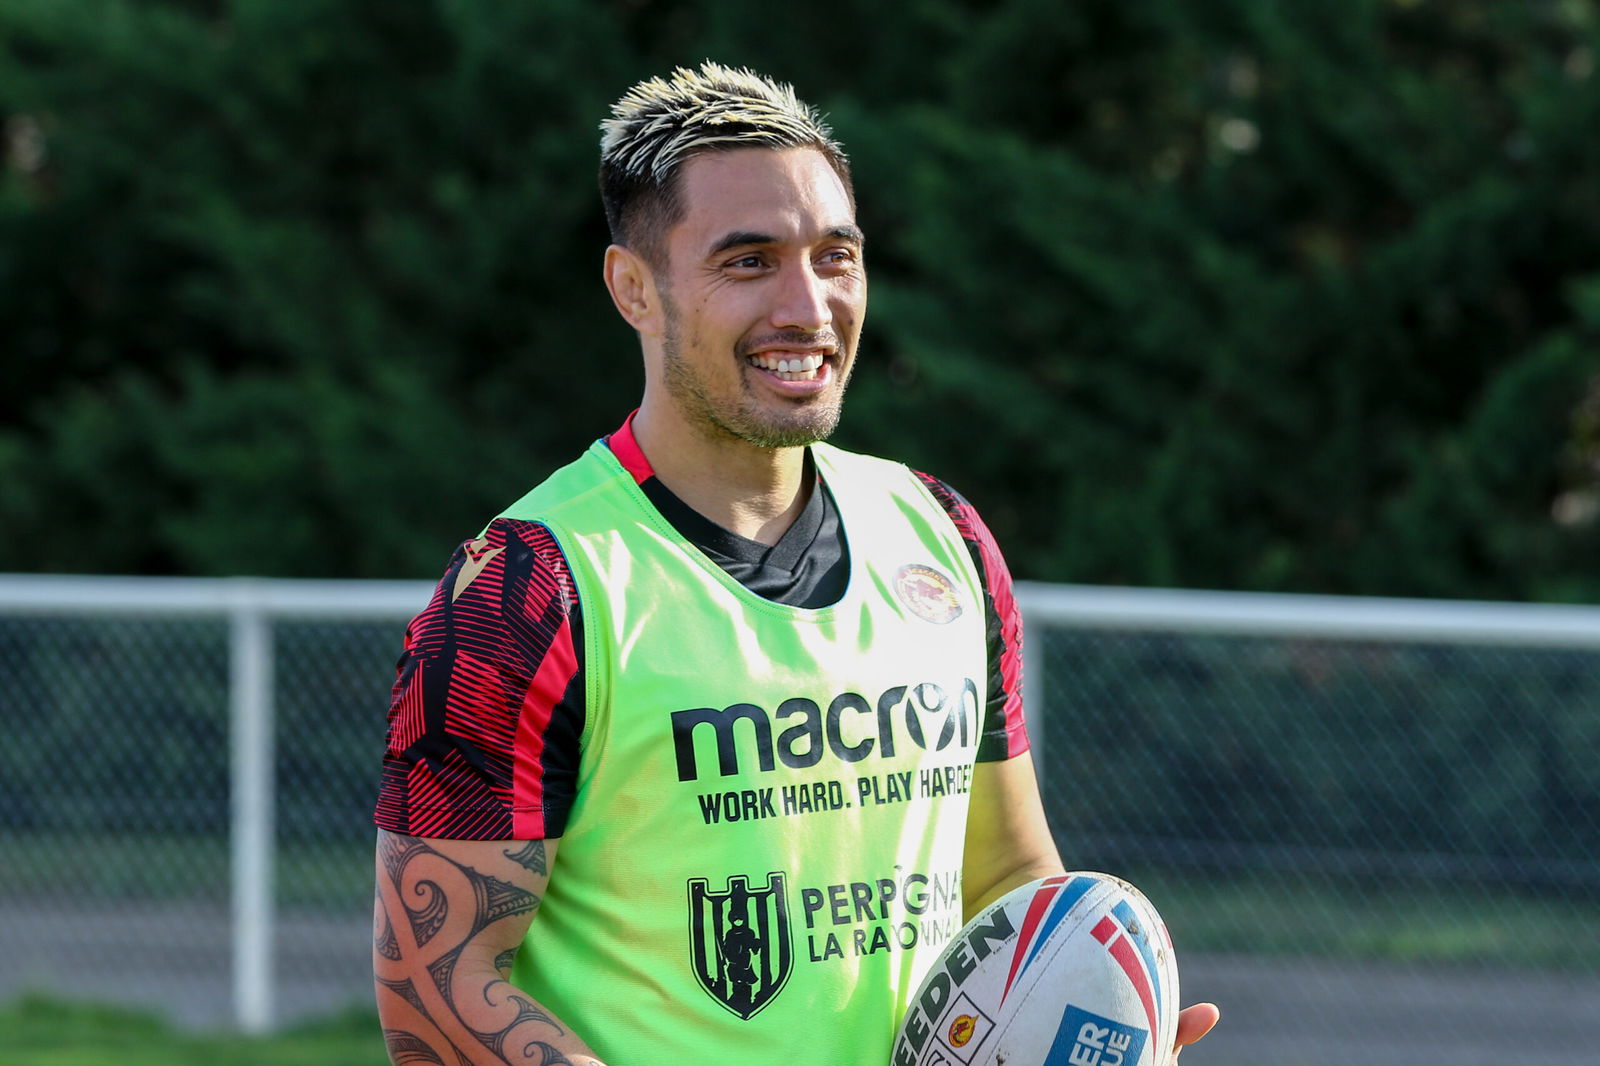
[508,439,989,1066]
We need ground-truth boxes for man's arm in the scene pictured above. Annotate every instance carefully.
[373,830,607,1066]
[961,752,1065,920]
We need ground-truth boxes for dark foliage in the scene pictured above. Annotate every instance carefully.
[2,0,1597,597]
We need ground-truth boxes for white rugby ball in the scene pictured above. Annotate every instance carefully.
[891,872,1179,1066]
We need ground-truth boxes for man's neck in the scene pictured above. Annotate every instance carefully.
[630,407,813,547]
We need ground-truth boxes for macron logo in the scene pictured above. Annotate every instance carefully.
[452,537,504,602]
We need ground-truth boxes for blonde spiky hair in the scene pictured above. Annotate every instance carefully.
[598,61,852,264]
[601,61,842,183]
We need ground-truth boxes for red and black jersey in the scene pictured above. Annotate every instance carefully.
[374,417,1030,841]
[374,519,585,839]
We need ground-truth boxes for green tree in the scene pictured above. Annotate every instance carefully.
[1,0,1597,598]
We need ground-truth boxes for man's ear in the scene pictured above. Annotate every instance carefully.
[603,244,663,336]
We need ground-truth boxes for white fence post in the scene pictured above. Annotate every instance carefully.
[229,583,276,1034]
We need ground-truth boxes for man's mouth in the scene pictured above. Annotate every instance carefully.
[747,350,828,382]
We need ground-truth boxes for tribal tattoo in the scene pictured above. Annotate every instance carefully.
[374,832,598,1066]
[503,840,549,876]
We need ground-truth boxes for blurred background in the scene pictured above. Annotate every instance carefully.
[1,1,1597,1064]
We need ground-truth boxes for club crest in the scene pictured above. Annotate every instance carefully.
[894,564,963,624]
[687,872,794,1020]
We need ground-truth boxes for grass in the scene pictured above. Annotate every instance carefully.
[0,996,389,1066]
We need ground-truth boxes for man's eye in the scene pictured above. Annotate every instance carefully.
[728,255,764,270]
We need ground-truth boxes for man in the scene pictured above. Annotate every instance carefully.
[373,62,1218,1065]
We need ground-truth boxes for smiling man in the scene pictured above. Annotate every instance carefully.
[616,142,867,538]
[372,62,1216,1066]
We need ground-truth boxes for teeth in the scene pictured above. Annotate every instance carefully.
[749,352,825,376]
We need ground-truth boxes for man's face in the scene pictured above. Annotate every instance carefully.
[652,147,866,449]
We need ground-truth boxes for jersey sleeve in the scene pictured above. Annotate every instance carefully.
[915,471,1031,762]
[374,518,585,839]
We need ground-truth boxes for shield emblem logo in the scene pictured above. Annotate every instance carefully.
[687,872,794,1020]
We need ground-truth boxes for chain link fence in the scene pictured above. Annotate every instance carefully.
[1019,583,1600,1066]
[0,577,415,1031]
[2,575,1597,1065]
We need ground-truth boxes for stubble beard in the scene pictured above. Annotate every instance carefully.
[660,297,852,449]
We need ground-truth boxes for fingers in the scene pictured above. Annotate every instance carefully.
[1175,1001,1220,1048]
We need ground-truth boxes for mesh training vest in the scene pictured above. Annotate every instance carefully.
[507,438,989,1065]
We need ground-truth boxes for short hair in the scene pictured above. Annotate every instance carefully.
[599,61,852,268]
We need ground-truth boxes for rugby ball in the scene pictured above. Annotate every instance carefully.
[891,872,1179,1066]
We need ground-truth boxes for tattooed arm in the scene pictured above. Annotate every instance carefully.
[373,830,608,1066]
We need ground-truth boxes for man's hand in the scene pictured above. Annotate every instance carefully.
[1173,1001,1220,1061]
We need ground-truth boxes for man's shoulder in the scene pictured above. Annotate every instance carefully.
[810,440,920,485]
[907,468,994,557]
[494,439,623,527]
[811,443,980,533]
[415,440,614,618]
[908,468,967,514]
[413,516,576,631]
[812,442,959,494]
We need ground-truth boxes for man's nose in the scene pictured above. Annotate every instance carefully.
[770,262,831,333]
